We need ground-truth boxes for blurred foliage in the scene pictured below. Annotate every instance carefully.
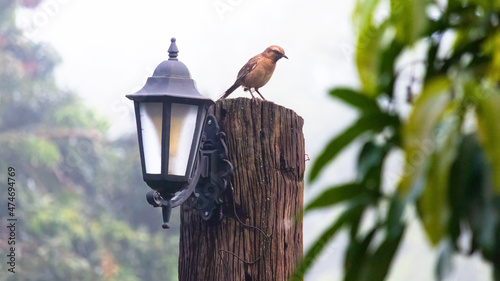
[0,1,179,280]
[294,0,500,280]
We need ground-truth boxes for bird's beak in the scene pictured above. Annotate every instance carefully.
[283,55,288,59]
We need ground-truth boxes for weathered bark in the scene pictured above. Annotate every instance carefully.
[179,98,305,281]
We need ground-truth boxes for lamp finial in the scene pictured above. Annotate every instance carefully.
[168,38,179,61]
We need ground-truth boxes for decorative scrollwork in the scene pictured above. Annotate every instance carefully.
[192,114,233,222]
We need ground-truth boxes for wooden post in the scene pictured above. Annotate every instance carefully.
[179,98,305,281]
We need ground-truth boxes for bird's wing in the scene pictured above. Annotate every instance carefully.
[236,55,260,81]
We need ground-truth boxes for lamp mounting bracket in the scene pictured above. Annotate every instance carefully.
[191,114,233,222]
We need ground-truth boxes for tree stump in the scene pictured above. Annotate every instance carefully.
[179,98,305,281]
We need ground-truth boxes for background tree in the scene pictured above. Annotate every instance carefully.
[0,1,179,280]
[294,0,500,280]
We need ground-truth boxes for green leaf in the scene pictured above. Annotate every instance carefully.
[398,76,451,197]
[329,88,381,113]
[448,134,473,248]
[344,227,378,281]
[290,204,365,280]
[353,0,381,36]
[355,21,388,96]
[352,0,387,96]
[399,76,456,245]
[377,43,403,99]
[357,140,390,186]
[348,204,366,239]
[344,227,379,281]
[482,30,500,82]
[448,134,485,249]
[448,134,500,262]
[305,183,364,211]
[417,109,460,245]
[386,194,406,239]
[360,224,405,281]
[344,196,405,281]
[390,0,428,45]
[309,111,398,182]
[474,83,500,194]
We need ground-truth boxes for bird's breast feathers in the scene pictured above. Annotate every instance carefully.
[243,60,276,88]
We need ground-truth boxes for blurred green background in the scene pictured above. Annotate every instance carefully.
[0,1,179,280]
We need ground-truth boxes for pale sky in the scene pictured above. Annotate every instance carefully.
[18,0,491,280]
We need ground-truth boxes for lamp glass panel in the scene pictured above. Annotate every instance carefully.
[168,103,199,176]
[139,102,163,174]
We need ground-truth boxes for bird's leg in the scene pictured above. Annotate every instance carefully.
[248,88,256,99]
[255,89,267,101]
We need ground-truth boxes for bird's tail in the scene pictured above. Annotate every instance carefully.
[218,83,240,100]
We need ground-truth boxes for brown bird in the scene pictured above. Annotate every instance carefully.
[219,45,288,100]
